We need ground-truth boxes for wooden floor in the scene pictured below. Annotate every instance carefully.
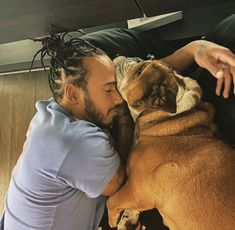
[0,71,51,215]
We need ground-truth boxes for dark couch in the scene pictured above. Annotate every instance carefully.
[82,14,235,146]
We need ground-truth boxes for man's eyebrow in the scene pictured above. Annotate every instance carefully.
[103,81,117,86]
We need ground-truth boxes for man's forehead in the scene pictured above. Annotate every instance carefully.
[84,55,113,67]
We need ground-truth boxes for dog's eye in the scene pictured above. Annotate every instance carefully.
[137,69,143,76]
[136,63,147,76]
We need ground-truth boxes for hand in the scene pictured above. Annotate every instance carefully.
[194,40,235,98]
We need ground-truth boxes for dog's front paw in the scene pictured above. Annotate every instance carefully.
[107,199,123,228]
[108,211,122,228]
[117,209,140,230]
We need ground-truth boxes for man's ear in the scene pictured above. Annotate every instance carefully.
[64,83,81,105]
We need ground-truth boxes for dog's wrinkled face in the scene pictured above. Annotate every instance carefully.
[115,57,181,117]
[125,60,179,113]
[114,56,202,120]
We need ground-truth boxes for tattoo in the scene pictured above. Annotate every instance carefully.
[197,50,205,58]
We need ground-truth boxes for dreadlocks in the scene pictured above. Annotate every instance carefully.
[31,31,105,101]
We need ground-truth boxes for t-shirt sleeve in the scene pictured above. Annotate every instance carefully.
[57,126,120,198]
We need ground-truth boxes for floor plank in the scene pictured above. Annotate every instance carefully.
[0,71,50,215]
[0,75,17,214]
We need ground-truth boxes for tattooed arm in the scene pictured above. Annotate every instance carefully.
[161,40,235,98]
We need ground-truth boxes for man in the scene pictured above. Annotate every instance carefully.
[1,31,235,230]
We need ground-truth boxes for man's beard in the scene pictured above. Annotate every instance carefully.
[82,90,117,128]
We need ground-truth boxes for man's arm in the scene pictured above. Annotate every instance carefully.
[101,163,126,196]
[102,102,134,196]
[161,40,235,98]
[160,40,197,72]
[111,102,134,166]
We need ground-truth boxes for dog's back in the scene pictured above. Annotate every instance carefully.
[131,102,235,230]
[108,57,235,230]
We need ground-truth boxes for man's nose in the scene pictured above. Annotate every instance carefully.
[113,90,124,105]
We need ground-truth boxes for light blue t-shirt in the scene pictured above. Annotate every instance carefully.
[1,99,120,230]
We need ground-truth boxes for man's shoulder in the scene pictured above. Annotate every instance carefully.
[32,99,102,137]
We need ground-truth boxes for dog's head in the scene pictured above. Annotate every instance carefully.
[114,56,202,120]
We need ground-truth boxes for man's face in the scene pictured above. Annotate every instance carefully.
[80,55,123,127]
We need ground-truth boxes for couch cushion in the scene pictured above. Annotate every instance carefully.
[82,28,174,60]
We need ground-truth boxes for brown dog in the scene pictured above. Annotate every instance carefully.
[107,56,235,230]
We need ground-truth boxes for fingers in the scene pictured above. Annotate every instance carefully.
[212,48,235,98]
[215,64,233,98]
[215,70,224,79]
[223,66,232,98]
[231,65,235,94]
[194,41,235,98]
[217,48,235,68]
[215,77,223,96]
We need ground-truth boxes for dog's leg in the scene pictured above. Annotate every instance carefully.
[107,182,145,228]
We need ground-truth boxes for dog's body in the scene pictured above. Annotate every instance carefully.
[107,56,235,230]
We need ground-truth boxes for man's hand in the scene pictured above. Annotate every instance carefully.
[194,41,235,98]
